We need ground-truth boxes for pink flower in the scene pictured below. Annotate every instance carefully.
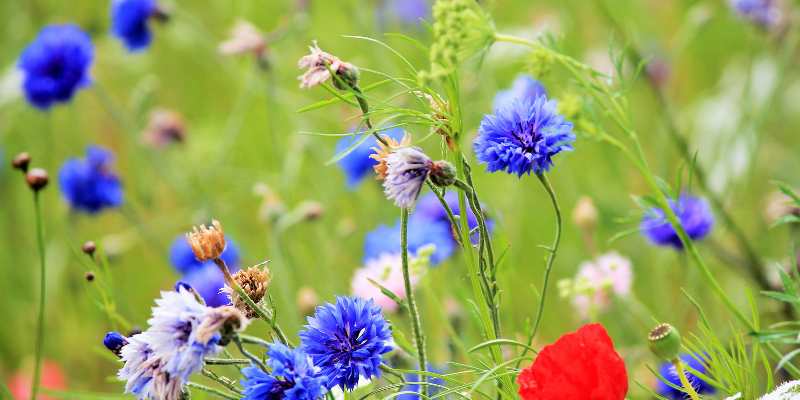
[297,41,357,89]
[351,253,421,312]
[218,20,266,57]
[571,251,632,318]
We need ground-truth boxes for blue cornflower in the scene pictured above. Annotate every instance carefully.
[299,296,393,390]
[111,0,158,51]
[17,24,93,110]
[118,333,174,399]
[241,343,327,400]
[336,127,404,188]
[641,194,714,249]
[397,366,445,400]
[386,0,429,24]
[169,235,240,275]
[655,353,716,399]
[474,97,575,176]
[493,75,547,111]
[383,147,433,208]
[58,146,123,213]
[730,0,780,28]
[363,219,455,266]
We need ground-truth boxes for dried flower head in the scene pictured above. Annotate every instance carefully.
[11,152,31,172]
[370,133,412,180]
[143,109,186,148]
[297,41,358,89]
[223,266,271,318]
[26,168,49,191]
[196,306,248,345]
[218,20,266,57]
[186,220,226,262]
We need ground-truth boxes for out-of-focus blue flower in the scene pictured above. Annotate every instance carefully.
[386,0,429,24]
[474,97,575,176]
[241,343,327,400]
[363,219,455,266]
[730,0,780,28]
[58,146,123,213]
[299,296,393,390]
[169,235,240,275]
[179,265,237,307]
[17,24,93,110]
[641,194,714,249]
[397,366,445,400]
[336,127,404,189]
[414,191,493,244]
[655,353,716,399]
[111,0,157,51]
[383,147,433,208]
[493,75,547,111]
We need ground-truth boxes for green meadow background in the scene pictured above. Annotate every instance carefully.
[1,0,798,397]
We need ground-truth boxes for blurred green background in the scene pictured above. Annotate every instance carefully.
[1,0,799,398]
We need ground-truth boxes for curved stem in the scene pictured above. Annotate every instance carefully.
[673,359,701,400]
[519,174,562,366]
[30,192,46,400]
[401,208,427,395]
[186,382,239,400]
[233,335,267,372]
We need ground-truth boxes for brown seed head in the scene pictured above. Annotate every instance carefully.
[25,168,49,191]
[186,220,226,262]
[369,134,411,180]
[223,266,271,318]
[82,241,97,257]
[12,152,31,172]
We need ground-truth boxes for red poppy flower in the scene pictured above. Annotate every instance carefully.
[517,323,628,400]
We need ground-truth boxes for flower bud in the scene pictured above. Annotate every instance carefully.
[331,64,359,91]
[648,323,681,361]
[11,152,31,172]
[103,331,128,357]
[430,160,457,187]
[84,271,95,282]
[572,196,598,231]
[81,241,96,257]
[25,168,49,191]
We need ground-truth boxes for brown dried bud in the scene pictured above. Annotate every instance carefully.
[143,109,186,148]
[186,220,226,262]
[297,286,319,316]
[82,241,97,257]
[572,196,598,231]
[223,266,271,319]
[85,271,95,282]
[25,168,49,191]
[11,152,31,172]
[299,201,324,221]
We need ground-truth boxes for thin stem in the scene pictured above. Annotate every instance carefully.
[201,369,242,395]
[673,359,701,400]
[212,258,291,345]
[352,85,389,147]
[204,358,251,365]
[401,208,427,395]
[519,174,562,366]
[30,192,46,400]
[186,382,239,400]
[233,335,268,372]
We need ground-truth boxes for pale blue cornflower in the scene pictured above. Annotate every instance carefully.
[382,147,433,208]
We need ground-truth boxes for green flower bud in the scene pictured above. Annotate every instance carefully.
[430,160,457,187]
[648,323,681,361]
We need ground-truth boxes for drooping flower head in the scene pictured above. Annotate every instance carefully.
[169,235,240,275]
[729,0,781,28]
[58,146,123,213]
[493,75,547,111]
[241,343,327,400]
[18,24,93,110]
[566,252,633,318]
[351,251,427,312]
[111,0,159,51]
[298,41,358,89]
[640,194,714,249]
[474,97,575,176]
[299,296,393,390]
[336,127,405,188]
[517,323,628,399]
[383,147,433,208]
[655,353,716,399]
[363,217,455,266]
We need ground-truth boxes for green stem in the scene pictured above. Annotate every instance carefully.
[518,174,562,366]
[673,359,701,400]
[30,192,46,400]
[401,208,427,395]
[204,358,251,365]
[352,85,389,147]
[233,335,267,371]
[201,369,242,395]
[186,382,239,400]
